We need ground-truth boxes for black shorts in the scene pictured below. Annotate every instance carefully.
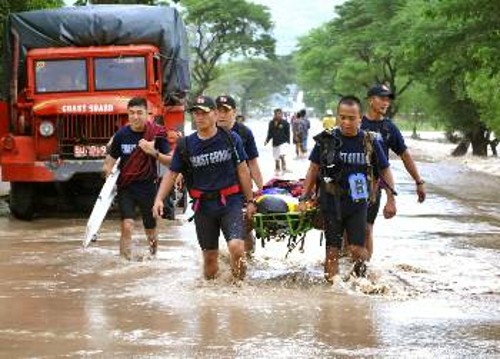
[194,206,244,251]
[117,187,156,229]
[323,201,367,248]
[367,189,382,224]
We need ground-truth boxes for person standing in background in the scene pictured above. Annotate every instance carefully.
[298,109,310,153]
[292,111,306,158]
[265,108,291,176]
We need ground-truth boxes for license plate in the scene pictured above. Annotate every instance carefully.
[74,145,107,158]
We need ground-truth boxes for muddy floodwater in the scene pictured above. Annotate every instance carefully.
[0,120,499,358]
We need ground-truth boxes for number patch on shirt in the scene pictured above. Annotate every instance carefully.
[348,173,369,202]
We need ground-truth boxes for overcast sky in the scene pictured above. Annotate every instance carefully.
[251,0,346,55]
[63,0,345,55]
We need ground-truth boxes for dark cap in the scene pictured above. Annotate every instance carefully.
[215,95,237,109]
[367,84,395,99]
[189,95,216,112]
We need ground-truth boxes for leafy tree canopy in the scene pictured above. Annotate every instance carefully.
[181,0,275,97]
[295,0,500,155]
[399,0,500,154]
[0,0,64,81]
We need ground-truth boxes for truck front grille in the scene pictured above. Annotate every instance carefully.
[57,114,125,158]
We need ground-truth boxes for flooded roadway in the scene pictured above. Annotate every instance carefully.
[0,120,499,358]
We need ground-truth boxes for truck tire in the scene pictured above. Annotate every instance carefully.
[9,182,35,220]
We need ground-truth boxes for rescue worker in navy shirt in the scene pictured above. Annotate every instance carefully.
[299,96,397,282]
[362,84,426,260]
[215,95,263,256]
[152,95,256,281]
[103,96,171,260]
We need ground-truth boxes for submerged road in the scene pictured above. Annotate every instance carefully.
[0,119,499,358]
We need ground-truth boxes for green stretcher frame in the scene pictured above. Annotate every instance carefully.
[252,209,319,258]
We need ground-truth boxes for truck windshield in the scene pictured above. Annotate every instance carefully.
[35,59,87,93]
[94,56,146,91]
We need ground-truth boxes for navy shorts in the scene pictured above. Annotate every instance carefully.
[367,189,382,224]
[117,187,156,229]
[323,201,367,248]
[194,206,244,251]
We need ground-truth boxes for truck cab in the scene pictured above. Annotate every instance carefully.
[0,45,184,219]
[0,5,190,220]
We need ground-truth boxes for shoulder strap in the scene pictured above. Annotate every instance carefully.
[218,126,240,166]
[176,136,193,186]
[363,131,378,203]
[363,131,376,163]
[317,130,343,183]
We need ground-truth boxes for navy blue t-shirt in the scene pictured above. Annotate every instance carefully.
[309,129,389,208]
[110,125,169,193]
[232,122,259,160]
[170,128,248,215]
[361,116,407,159]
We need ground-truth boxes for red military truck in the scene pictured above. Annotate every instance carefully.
[0,5,190,219]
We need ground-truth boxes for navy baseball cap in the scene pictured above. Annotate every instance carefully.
[189,95,216,112]
[215,95,237,109]
[367,84,395,99]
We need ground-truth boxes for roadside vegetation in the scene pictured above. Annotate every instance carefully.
[295,0,500,157]
[1,0,498,156]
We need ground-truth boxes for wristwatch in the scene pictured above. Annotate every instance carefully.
[416,179,425,185]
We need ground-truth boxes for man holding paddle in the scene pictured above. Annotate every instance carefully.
[103,97,171,259]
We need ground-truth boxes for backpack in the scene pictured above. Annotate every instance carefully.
[315,129,378,203]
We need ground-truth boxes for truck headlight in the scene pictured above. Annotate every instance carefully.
[39,121,55,137]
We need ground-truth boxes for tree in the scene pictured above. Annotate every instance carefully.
[72,0,174,5]
[0,0,64,83]
[399,0,500,156]
[296,0,413,117]
[181,0,275,97]
[295,24,340,113]
[207,56,294,117]
[0,0,62,12]
[295,0,499,156]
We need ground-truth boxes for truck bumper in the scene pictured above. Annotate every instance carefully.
[1,159,104,182]
[1,135,104,182]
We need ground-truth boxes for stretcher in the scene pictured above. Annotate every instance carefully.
[252,208,320,258]
[250,178,322,257]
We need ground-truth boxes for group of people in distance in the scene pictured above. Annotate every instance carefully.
[103,83,426,283]
[290,109,311,160]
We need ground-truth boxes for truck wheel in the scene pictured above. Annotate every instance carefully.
[9,182,35,220]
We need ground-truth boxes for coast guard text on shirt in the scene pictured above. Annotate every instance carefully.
[339,152,367,165]
[121,144,137,155]
[190,149,232,167]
